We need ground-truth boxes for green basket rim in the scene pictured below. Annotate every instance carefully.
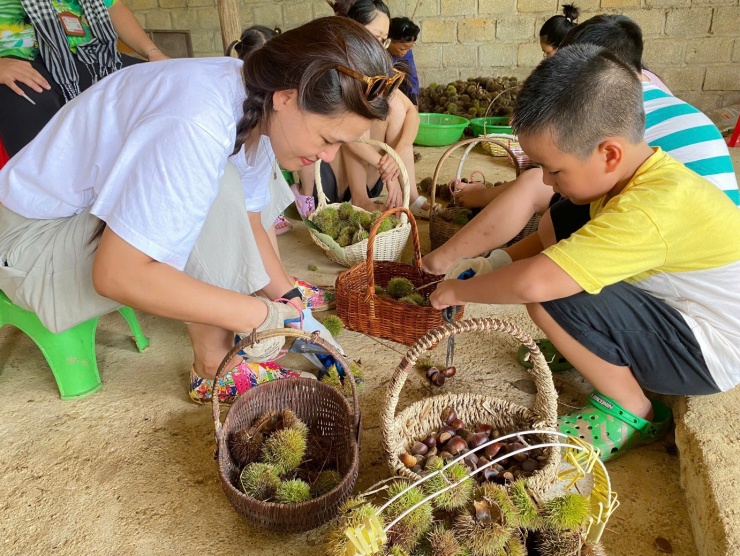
[418,113,470,129]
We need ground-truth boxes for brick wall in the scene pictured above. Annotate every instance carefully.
[126,0,740,111]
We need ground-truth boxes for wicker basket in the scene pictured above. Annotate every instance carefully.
[305,137,411,268]
[336,207,465,346]
[381,318,560,495]
[212,328,360,532]
[480,132,533,168]
[429,137,522,251]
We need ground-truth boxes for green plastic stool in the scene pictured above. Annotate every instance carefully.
[0,290,149,400]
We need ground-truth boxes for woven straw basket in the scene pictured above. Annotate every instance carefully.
[336,207,465,346]
[479,132,531,166]
[305,137,411,267]
[429,137,522,251]
[381,318,560,495]
[212,328,360,532]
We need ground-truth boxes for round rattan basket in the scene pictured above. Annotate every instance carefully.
[335,207,465,346]
[212,328,360,532]
[305,137,411,267]
[429,137,522,251]
[381,318,560,495]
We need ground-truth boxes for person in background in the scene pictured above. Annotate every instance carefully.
[424,14,738,278]
[293,0,435,219]
[0,17,391,404]
[0,0,169,156]
[539,4,579,57]
[388,16,420,106]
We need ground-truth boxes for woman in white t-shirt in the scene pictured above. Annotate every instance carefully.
[0,16,394,403]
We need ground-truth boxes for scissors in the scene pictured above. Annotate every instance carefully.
[440,268,476,367]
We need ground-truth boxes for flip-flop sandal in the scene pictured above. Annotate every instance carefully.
[558,391,673,462]
[273,214,292,236]
[517,338,574,372]
[290,184,316,219]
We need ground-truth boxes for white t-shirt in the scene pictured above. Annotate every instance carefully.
[0,58,275,271]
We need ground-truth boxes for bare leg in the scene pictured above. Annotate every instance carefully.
[423,168,554,274]
[188,323,243,380]
[527,302,654,420]
[383,100,421,206]
[342,124,386,211]
[454,179,516,208]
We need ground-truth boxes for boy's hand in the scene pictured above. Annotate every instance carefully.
[430,280,466,310]
[444,249,512,280]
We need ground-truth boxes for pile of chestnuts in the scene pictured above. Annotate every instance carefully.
[399,406,546,485]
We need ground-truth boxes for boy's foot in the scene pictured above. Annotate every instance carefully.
[518,339,574,372]
[274,214,293,235]
[291,184,315,219]
[294,277,336,312]
[558,391,672,462]
[188,361,303,404]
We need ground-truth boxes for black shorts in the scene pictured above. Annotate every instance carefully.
[0,54,143,157]
[314,161,383,205]
[541,282,719,395]
[548,195,591,241]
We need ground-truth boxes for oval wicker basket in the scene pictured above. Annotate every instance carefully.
[479,132,533,168]
[429,137,522,251]
[381,318,560,495]
[212,328,360,532]
[305,137,411,267]
[336,207,465,346]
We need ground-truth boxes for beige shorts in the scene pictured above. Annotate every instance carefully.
[0,163,268,333]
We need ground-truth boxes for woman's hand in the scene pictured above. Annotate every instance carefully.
[385,177,403,209]
[430,280,466,310]
[0,58,50,95]
[147,49,170,62]
[377,153,400,184]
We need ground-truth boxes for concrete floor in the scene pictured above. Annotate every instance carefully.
[0,144,738,556]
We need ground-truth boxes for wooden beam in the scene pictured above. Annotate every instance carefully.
[217,0,240,54]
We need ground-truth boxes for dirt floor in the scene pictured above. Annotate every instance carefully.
[0,143,711,556]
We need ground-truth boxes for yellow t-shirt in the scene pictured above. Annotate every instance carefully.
[544,148,740,391]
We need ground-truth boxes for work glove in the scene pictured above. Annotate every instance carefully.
[285,308,345,356]
[444,249,512,280]
[236,297,298,362]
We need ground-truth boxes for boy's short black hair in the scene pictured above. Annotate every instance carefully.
[512,43,644,159]
[560,14,643,73]
[389,17,420,41]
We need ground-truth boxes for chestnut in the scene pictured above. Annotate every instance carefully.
[482,468,499,482]
[442,366,457,378]
[426,367,439,381]
[502,471,515,482]
[438,430,455,445]
[468,432,490,450]
[411,441,429,456]
[439,451,453,462]
[451,418,465,430]
[484,442,502,460]
[463,452,479,468]
[400,453,417,468]
[422,436,437,449]
[521,458,539,473]
[410,465,423,475]
[446,436,468,456]
[441,407,457,424]
[431,373,446,387]
[475,423,493,437]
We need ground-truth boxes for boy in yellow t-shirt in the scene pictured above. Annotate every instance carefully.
[431,43,740,462]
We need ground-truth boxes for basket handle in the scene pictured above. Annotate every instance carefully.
[455,137,522,188]
[380,318,558,452]
[211,327,360,449]
[363,206,422,302]
[313,137,411,224]
[430,137,522,209]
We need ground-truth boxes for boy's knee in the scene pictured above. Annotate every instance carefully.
[526,301,546,324]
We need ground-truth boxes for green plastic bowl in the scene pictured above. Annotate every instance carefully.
[469,116,512,137]
[415,113,471,147]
